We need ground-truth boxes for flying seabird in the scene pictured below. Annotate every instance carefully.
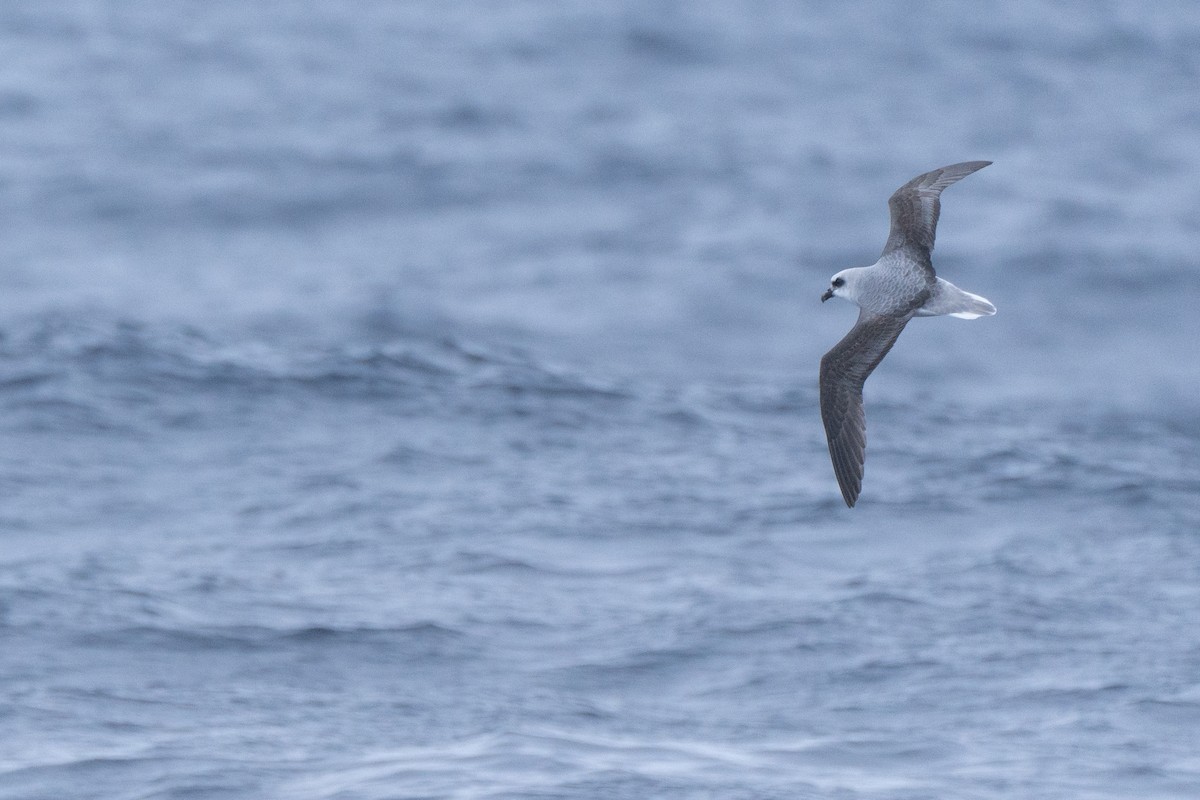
[819,161,996,507]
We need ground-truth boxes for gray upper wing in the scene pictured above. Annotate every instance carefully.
[881,161,990,264]
[819,309,912,507]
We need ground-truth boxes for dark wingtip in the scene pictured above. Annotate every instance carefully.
[832,466,861,507]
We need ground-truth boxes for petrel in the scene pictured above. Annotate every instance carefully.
[819,161,995,507]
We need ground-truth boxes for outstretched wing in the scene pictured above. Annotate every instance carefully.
[882,161,990,265]
[819,309,912,507]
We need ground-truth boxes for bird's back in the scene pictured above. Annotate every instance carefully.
[854,252,933,317]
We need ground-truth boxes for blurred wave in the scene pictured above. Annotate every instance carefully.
[4,3,1200,800]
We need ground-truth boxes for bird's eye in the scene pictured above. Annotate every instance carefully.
[832,277,845,288]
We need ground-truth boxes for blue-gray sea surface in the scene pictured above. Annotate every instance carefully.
[3,3,1200,799]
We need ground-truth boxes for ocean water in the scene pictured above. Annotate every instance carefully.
[2,2,1200,798]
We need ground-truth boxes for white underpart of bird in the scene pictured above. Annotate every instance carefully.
[819,161,996,508]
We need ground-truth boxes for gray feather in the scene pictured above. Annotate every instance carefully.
[881,160,991,266]
[819,309,912,507]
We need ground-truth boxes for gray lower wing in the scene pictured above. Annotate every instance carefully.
[819,310,911,507]
[881,161,990,266]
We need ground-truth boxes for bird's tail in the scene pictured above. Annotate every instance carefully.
[916,279,996,319]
